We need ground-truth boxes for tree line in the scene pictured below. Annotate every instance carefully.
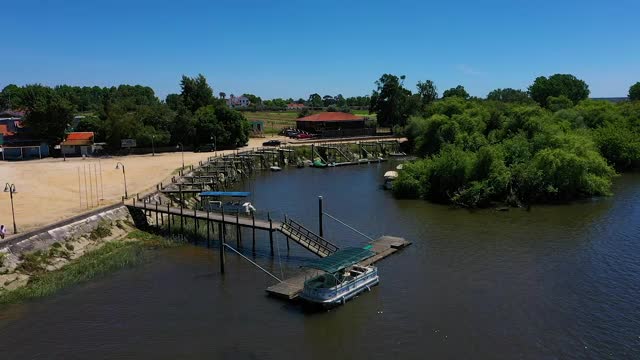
[0,75,249,150]
[382,74,640,207]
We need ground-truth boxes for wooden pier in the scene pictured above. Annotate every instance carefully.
[265,235,411,299]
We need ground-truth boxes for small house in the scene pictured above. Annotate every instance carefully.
[61,132,95,156]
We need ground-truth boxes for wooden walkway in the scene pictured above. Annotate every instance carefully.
[130,201,279,231]
[130,201,340,257]
[265,235,411,299]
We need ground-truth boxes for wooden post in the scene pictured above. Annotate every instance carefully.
[318,196,324,237]
[252,213,256,253]
[236,210,241,247]
[219,222,225,274]
[167,204,171,233]
[268,212,274,256]
[155,203,159,229]
[179,185,184,239]
[221,207,226,243]
[206,209,211,248]
[194,208,198,244]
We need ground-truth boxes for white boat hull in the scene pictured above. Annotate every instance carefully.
[300,268,379,307]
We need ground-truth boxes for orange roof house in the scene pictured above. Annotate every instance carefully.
[61,132,94,146]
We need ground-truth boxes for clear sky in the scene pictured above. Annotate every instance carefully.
[2,0,639,100]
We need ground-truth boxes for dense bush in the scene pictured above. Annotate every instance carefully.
[394,98,640,207]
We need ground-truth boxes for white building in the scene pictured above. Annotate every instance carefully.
[226,95,251,108]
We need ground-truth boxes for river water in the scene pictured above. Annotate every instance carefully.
[1,163,639,359]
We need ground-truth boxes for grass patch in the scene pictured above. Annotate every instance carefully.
[89,222,112,240]
[0,230,180,305]
[0,252,5,267]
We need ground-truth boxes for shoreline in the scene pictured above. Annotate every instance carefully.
[0,227,180,305]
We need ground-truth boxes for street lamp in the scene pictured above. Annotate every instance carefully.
[176,142,184,170]
[115,162,128,199]
[151,135,156,157]
[4,183,17,234]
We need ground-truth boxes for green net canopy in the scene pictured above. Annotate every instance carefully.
[303,247,374,273]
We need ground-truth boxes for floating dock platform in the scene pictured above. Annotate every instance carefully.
[266,235,411,300]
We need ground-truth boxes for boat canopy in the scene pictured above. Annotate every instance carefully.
[303,247,374,273]
[384,171,398,179]
[199,191,251,197]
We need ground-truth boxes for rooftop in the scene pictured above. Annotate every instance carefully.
[303,247,374,273]
[297,112,364,122]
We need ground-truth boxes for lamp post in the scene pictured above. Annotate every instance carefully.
[4,183,17,234]
[176,142,184,170]
[115,162,128,199]
[151,135,156,157]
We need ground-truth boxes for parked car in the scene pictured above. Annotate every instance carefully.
[262,139,281,147]
[296,133,313,139]
[195,143,216,152]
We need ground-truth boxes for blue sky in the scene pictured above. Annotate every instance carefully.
[2,0,639,100]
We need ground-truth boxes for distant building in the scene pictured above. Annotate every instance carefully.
[287,103,305,110]
[296,112,375,138]
[0,110,49,160]
[61,132,95,156]
[226,95,251,108]
[250,120,264,136]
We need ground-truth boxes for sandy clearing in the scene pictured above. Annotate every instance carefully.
[0,137,287,234]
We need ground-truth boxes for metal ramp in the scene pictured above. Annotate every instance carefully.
[278,217,338,257]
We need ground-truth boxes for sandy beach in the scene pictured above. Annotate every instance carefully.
[0,137,285,234]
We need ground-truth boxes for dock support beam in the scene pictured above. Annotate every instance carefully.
[252,214,256,253]
[268,212,274,255]
[206,209,211,248]
[318,196,324,237]
[219,222,225,274]
[236,211,241,247]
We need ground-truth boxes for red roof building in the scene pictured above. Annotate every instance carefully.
[61,132,95,156]
[296,112,374,138]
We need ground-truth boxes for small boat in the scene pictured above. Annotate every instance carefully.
[312,158,327,168]
[270,166,282,171]
[383,171,398,190]
[396,164,404,170]
[389,152,407,157]
[199,191,252,213]
[300,247,378,308]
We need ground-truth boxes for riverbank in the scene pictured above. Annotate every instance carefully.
[0,227,180,305]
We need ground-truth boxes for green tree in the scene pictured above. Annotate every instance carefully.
[165,94,182,111]
[180,74,214,113]
[416,80,438,107]
[547,95,574,112]
[486,88,531,103]
[528,74,589,107]
[369,74,415,127]
[442,85,469,99]
[21,85,74,143]
[307,93,323,108]
[629,82,640,101]
[0,84,24,109]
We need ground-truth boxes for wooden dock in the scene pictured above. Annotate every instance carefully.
[265,235,411,300]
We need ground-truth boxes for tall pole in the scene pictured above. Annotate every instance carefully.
[94,164,99,205]
[116,162,128,199]
[83,164,89,209]
[7,185,17,234]
[98,159,104,200]
[88,163,94,207]
[78,167,82,209]
[151,135,155,157]
[318,196,323,237]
